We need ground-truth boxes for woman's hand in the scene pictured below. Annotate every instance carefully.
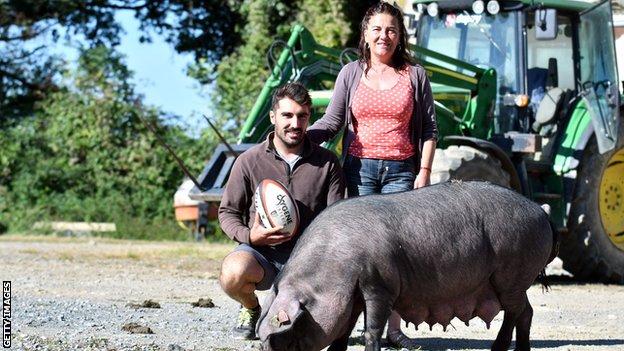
[414,167,431,189]
[415,140,436,189]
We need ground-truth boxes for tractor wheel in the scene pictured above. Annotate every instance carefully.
[431,145,511,187]
[560,119,624,284]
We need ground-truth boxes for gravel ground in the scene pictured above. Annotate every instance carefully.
[1,235,624,351]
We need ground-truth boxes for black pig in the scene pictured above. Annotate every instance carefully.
[257,181,557,351]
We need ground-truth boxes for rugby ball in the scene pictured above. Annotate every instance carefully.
[254,179,300,237]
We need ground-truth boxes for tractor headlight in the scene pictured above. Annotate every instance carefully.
[413,3,425,13]
[472,0,485,15]
[486,0,500,15]
[427,2,439,17]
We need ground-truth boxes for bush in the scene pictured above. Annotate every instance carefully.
[0,47,215,241]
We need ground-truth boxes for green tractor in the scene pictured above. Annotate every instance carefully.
[406,0,623,283]
[188,0,623,283]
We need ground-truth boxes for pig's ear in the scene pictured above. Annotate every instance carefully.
[262,293,305,337]
[257,290,307,341]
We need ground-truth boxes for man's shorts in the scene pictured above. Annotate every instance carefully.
[233,244,289,290]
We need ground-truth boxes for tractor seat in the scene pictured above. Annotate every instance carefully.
[532,87,564,134]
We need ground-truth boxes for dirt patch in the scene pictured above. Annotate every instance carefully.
[122,322,154,334]
[127,300,162,309]
[191,298,215,308]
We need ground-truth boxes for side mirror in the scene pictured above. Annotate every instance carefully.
[535,9,558,40]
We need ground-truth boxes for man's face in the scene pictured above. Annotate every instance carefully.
[270,97,311,149]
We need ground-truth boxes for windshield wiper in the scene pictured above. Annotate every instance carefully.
[462,10,505,57]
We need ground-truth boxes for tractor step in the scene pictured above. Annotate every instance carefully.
[533,192,562,200]
[525,160,554,174]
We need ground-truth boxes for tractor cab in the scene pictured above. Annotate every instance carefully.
[415,5,524,134]
[409,0,620,155]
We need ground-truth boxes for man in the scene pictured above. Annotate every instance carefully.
[218,82,346,340]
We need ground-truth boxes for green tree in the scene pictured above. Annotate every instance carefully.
[205,0,374,137]
[1,0,375,133]
[0,46,212,238]
[0,0,242,121]
[203,0,295,138]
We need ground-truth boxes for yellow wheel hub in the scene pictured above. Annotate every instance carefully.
[600,146,624,251]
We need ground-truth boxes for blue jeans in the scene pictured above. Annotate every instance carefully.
[344,155,416,197]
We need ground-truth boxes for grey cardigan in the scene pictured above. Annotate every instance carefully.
[307,61,438,171]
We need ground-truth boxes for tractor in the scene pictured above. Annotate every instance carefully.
[183,0,623,283]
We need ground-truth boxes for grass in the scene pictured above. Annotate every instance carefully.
[2,233,236,262]
[0,219,231,244]
[57,252,74,261]
[0,204,230,243]
[18,248,40,254]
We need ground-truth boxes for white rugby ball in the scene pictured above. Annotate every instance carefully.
[254,179,300,237]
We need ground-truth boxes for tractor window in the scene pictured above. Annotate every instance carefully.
[423,19,462,58]
[526,14,575,91]
[416,11,521,131]
[578,0,620,153]
[578,2,619,87]
[418,12,520,89]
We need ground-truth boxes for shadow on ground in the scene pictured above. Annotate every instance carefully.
[347,336,624,350]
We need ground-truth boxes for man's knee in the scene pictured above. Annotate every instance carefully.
[219,251,264,293]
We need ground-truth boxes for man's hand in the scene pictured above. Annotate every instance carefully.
[249,212,291,246]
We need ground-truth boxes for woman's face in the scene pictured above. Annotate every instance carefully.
[364,13,400,61]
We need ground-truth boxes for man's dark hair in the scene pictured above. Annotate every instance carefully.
[271,82,312,111]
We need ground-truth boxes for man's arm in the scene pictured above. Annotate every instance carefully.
[218,158,253,244]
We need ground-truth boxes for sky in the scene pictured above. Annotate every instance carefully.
[114,11,208,136]
[48,11,212,137]
[39,10,210,137]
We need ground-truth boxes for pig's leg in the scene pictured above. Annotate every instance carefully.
[363,298,392,351]
[490,310,519,351]
[514,297,533,351]
[491,292,529,351]
[327,306,361,351]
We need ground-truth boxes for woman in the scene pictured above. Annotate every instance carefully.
[307,2,437,347]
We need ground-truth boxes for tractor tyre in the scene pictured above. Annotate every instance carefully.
[560,118,624,284]
[431,145,511,187]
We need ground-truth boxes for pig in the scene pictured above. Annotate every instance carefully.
[256,181,557,351]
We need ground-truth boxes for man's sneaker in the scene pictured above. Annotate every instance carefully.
[233,305,261,340]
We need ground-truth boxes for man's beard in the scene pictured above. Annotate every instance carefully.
[276,128,304,148]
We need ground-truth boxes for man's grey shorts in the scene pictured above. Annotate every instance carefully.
[233,244,288,290]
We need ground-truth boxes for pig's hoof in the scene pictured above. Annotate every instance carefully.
[386,330,421,350]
